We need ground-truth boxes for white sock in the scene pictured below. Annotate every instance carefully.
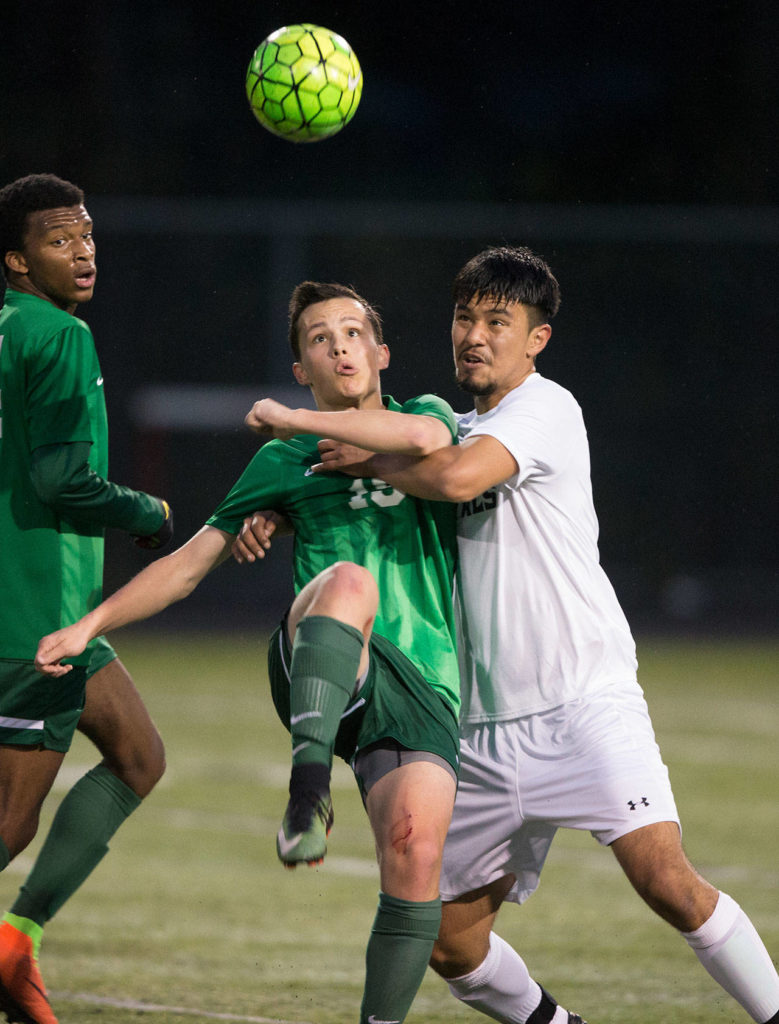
[683,891,779,1023]
[446,931,568,1023]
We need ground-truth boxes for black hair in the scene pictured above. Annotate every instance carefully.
[288,280,383,359]
[0,174,84,279]
[453,246,561,325]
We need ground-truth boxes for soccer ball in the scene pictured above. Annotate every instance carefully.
[245,24,362,143]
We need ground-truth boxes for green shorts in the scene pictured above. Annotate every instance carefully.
[268,619,460,796]
[0,636,117,752]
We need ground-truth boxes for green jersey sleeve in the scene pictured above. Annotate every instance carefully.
[395,393,458,443]
[30,442,166,534]
[27,321,98,448]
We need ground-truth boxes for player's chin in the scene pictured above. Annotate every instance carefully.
[456,371,491,396]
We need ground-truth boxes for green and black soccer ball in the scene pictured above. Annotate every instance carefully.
[246,24,362,143]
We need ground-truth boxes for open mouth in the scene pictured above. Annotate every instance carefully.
[74,270,96,288]
[461,351,486,367]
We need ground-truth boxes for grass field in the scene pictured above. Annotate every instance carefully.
[4,633,776,1024]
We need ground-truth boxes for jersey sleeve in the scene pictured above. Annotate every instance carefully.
[467,385,580,488]
[206,443,289,535]
[398,393,458,443]
[30,441,165,534]
[26,322,97,448]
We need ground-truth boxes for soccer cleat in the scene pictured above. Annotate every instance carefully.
[0,922,58,1024]
[276,788,334,867]
[529,988,587,1024]
[276,769,334,869]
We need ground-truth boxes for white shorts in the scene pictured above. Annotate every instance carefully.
[439,681,680,905]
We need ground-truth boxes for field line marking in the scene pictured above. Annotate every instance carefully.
[52,990,315,1024]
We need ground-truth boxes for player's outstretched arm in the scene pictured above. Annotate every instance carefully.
[318,435,519,503]
[35,526,234,676]
[245,398,451,456]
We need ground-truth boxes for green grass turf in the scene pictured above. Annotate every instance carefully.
[4,633,776,1024]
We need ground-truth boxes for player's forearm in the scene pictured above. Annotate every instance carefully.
[367,450,459,501]
[30,442,165,534]
[369,444,497,503]
[82,550,205,638]
[287,408,449,455]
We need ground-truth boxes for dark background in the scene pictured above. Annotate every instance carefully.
[2,1,777,632]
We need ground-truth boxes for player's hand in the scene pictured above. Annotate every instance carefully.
[35,623,92,677]
[313,439,375,477]
[133,499,173,551]
[244,398,296,440]
[232,510,291,564]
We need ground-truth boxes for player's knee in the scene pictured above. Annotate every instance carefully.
[381,826,442,890]
[0,810,42,861]
[429,934,481,980]
[323,561,378,602]
[634,863,713,931]
[111,731,166,798]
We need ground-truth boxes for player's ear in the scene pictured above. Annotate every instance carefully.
[292,361,310,386]
[528,324,551,358]
[5,250,28,275]
[377,344,390,370]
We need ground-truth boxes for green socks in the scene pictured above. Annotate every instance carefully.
[10,763,141,926]
[289,616,364,769]
[360,892,442,1023]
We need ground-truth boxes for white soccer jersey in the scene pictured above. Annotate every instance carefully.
[455,372,638,721]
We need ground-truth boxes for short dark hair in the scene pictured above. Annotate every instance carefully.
[0,174,84,279]
[288,280,384,359]
[453,246,561,325]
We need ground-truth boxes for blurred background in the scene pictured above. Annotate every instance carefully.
[2,0,777,634]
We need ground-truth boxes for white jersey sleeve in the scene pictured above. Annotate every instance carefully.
[455,373,638,721]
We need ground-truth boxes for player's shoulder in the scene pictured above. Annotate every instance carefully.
[505,373,581,416]
[391,393,458,436]
[1,291,93,351]
[249,434,320,475]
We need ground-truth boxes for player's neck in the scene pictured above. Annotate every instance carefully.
[474,367,536,415]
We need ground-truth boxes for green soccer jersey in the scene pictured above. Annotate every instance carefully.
[0,290,108,663]
[207,394,460,714]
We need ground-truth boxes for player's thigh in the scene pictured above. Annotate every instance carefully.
[0,743,65,850]
[530,682,681,844]
[78,656,165,795]
[439,722,557,905]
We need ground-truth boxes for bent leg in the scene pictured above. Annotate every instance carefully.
[614,821,779,1023]
[9,659,163,927]
[278,563,376,866]
[360,760,455,1023]
[287,562,376,769]
[77,656,165,797]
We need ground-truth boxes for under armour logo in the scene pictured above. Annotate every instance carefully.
[627,797,650,811]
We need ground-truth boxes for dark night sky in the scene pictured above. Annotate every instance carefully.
[1,1,777,203]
